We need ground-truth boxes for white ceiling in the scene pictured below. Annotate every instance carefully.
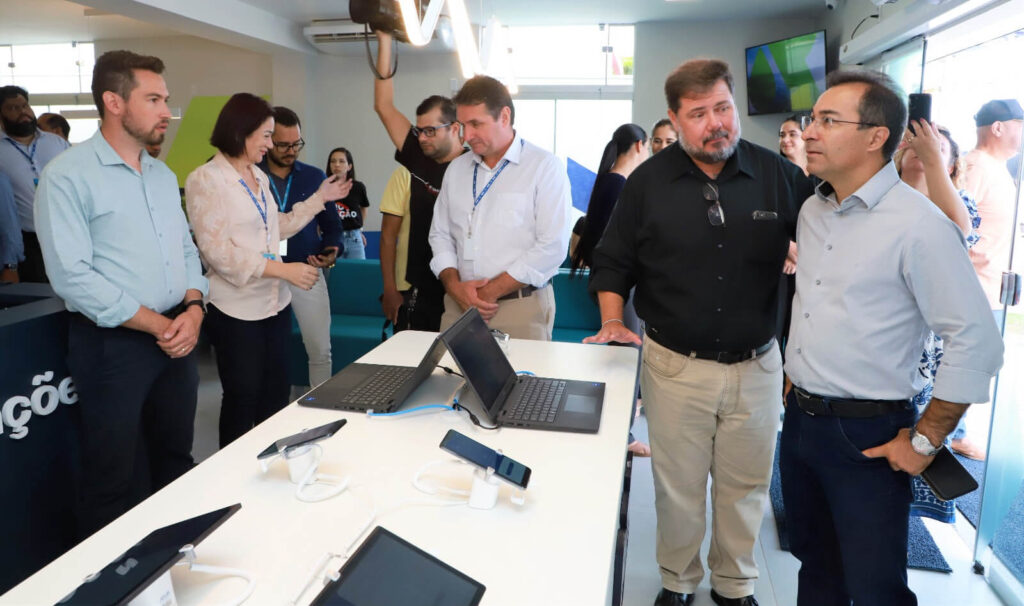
[237,0,827,25]
[0,0,180,45]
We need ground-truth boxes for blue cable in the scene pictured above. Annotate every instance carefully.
[366,404,454,417]
[516,370,535,376]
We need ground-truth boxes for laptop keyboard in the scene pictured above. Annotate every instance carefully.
[339,366,416,406]
[507,378,566,423]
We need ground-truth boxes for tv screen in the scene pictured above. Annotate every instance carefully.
[745,30,827,116]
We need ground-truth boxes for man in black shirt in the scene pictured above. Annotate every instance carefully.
[587,59,813,606]
[373,30,464,331]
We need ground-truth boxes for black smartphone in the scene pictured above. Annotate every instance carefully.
[257,419,347,460]
[920,446,978,501]
[908,93,932,134]
[439,429,531,489]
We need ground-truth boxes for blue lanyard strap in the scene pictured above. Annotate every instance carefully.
[267,171,293,213]
[5,137,39,174]
[471,139,524,209]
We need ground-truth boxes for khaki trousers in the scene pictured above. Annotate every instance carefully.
[440,285,555,341]
[641,335,782,598]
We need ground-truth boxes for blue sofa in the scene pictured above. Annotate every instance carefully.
[551,268,601,344]
[288,259,390,386]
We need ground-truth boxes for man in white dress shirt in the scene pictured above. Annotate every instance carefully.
[428,75,572,340]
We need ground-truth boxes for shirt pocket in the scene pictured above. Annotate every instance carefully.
[495,192,531,228]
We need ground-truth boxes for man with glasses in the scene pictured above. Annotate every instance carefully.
[256,105,343,388]
[586,59,812,606]
[374,30,464,331]
[0,85,70,282]
[782,70,1002,605]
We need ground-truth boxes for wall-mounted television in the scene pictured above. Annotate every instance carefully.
[745,30,827,116]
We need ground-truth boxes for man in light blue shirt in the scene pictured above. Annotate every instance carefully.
[0,173,22,282]
[33,50,208,538]
[781,69,1003,606]
[0,85,71,282]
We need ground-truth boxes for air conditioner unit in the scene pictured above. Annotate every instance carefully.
[303,18,454,55]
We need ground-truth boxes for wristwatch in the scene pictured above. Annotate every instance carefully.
[184,299,207,317]
[909,426,941,457]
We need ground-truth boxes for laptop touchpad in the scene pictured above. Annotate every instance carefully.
[564,394,596,414]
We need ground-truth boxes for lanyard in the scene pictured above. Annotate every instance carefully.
[468,139,524,239]
[5,137,39,175]
[238,178,271,251]
[267,171,293,213]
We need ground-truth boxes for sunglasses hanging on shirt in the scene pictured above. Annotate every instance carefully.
[703,182,725,227]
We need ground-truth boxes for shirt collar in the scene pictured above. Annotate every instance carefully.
[664,138,756,182]
[473,131,524,169]
[0,129,40,146]
[90,130,154,171]
[258,158,304,177]
[815,161,900,212]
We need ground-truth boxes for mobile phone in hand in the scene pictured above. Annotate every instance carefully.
[908,93,932,135]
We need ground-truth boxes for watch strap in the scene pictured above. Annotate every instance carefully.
[184,299,207,316]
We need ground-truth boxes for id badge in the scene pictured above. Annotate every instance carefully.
[262,252,277,260]
[462,234,476,261]
[278,239,288,258]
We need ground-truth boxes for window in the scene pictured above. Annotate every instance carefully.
[508,25,634,87]
[0,42,94,94]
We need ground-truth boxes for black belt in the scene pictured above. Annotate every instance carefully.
[498,283,548,301]
[69,304,183,327]
[646,327,774,364]
[793,387,911,418]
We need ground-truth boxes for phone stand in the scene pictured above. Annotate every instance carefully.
[260,444,349,503]
[127,570,176,606]
[468,467,500,510]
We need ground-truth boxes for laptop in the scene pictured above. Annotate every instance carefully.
[299,336,448,412]
[440,308,605,433]
[310,526,485,606]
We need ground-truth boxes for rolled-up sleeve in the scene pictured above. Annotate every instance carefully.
[505,155,572,286]
[185,168,268,289]
[904,214,1004,403]
[34,171,141,326]
[429,176,459,277]
[589,174,640,301]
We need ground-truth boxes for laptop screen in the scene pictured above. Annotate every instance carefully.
[311,526,485,606]
[441,311,516,419]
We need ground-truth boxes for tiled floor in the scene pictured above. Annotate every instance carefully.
[191,350,1005,606]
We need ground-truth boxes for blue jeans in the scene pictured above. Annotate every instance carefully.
[340,229,365,259]
[780,400,918,606]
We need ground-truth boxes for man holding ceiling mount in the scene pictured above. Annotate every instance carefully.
[374,30,464,331]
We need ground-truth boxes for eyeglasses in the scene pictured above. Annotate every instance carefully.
[412,123,452,138]
[272,139,305,152]
[703,182,725,227]
[800,115,881,130]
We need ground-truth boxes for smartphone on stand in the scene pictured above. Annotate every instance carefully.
[257,419,347,460]
[439,429,531,489]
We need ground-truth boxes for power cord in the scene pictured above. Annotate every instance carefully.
[175,545,255,606]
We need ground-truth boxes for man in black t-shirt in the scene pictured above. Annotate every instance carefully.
[373,30,464,331]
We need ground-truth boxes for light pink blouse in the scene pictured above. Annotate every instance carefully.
[185,152,325,321]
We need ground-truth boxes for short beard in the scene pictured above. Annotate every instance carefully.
[2,116,37,138]
[122,112,165,147]
[426,138,452,161]
[680,127,740,165]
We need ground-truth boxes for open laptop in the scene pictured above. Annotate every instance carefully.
[440,308,605,433]
[298,336,448,412]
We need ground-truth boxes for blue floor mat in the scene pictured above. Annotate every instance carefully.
[954,453,985,528]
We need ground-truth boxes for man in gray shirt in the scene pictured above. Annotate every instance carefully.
[781,69,1003,606]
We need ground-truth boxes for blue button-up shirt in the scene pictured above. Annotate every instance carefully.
[0,172,23,265]
[256,159,342,262]
[0,130,70,232]
[785,162,1003,404]
[33,131,208,327]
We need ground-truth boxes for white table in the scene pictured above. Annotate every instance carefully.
[1,331,638,605]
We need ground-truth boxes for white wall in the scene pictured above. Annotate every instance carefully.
[94,35,272,153]
[632,16,822,152]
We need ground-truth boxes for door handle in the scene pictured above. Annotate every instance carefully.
[1000,271,1021,306]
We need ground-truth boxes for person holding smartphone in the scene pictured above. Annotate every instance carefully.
[256,106,345,390]
[186,94,350,447]
[325,147,370,259]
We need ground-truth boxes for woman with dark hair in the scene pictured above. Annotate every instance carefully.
[185,92,349,447]
[571,123,650,456]
[778,113,808,176]
[326,147,370,259]
[570,123,648,274]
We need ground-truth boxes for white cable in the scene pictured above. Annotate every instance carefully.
[185,564,255,606]
[283,444,350,503]
[285,551,343,606]
[412,458,472,497]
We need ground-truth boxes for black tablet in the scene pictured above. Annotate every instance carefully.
[310,526,485,606]
[58,504,241,605]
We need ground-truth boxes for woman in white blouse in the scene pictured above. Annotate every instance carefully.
[185,93,349,447]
